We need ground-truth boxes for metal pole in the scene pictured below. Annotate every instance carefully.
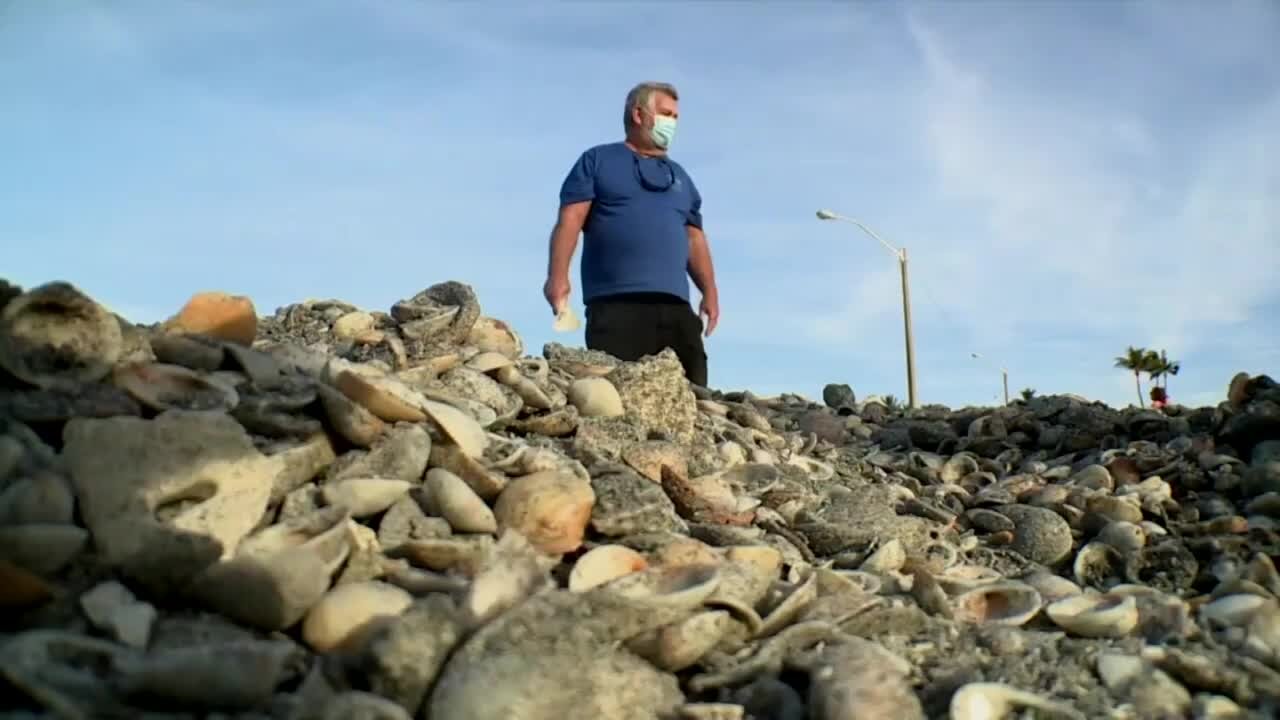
[1001,369,1009,405]
[899,248,918,409]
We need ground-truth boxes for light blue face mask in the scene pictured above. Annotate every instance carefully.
[649,115,677,149]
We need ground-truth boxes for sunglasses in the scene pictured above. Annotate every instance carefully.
[633,154,675,192]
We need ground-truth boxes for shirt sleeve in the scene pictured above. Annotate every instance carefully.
[559,149,596,206]
[685,173,703,230]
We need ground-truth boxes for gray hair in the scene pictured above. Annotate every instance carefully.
[623,81,678,130]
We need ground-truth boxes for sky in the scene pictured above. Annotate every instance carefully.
[2,0,1277,410]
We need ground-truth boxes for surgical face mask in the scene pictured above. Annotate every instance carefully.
[649,115,677,149]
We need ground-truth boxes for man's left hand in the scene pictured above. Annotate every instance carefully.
[699,292,719,337]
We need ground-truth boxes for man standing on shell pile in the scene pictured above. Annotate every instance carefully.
[542,81,720,388]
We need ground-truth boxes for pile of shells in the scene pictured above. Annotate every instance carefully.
[2,277,1279,720]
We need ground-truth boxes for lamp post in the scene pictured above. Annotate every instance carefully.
[970,352,1009,405]
[816,209,918,409]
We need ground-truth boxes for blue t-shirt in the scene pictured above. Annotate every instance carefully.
[558,141,703,304]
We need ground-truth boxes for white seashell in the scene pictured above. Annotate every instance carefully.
[424,468,497,534]
[816,568,883,596]
[952,581,1043,626]
[1073,541,1125,590]
[1095,521,1146,554]
[568,544,648,592]
[420,398,488,457]
[935,565,1002,595]
[1201,594,1269,628]
[552,306,581,333]
[860,539,906,575]
[949,682,1085,720]
[1045,592,1139,638]
[567,377,624,418]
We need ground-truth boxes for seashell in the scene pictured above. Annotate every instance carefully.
[1200,593,1269,627]
[756,569,819,637]
[390,535,495,576]
[941,454,980,483]
[332,367,429,423]
[569,544,649,592]
[1045,592,1139,638]
[424,468,497,534]
[300,580,413,653]
[787,455,834,481]
[951,581,1043,626]
[465,351,514,374]
[935,564,1003,595]
[418,398,490,456]
[1073,541,1125,590]
[430,443,506,501]
[628,610,733,672]
[599,562,722,609]
[0,281,123,391]
[814,567,880,596]
[467,315,523,358]
[493,469,595,555]
[321,478,411,518]
[113,362,240,412]
[919,540,960,572]
[1095,521,1145,553]
[860,539,906,574]
[567,377,624,418]
[950,682,1084,720]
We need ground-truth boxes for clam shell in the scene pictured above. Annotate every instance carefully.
[1073,541,1125,590]
[332,368,428,423]
[950,682,1084,720]
[599,563,722,609]
[467,316,523,358]
[113,362,240,412]
[1045,592,1139,638]
[815,568,883,596]
[420,399,488,458]
[424,468,497,534]
[465,351,514,374]
[0,281,123,391]
[569,544,649,592]
[935,565,1003,595]
[429,443,506,501]
[952,581,1043,626]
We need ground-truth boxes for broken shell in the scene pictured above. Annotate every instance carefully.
[1045,592,1139,638]
[860,539,906,574]
[935,565,1003,595]
[1018,570,1083,605]
[429,443,507,501]
[950,682,1084,720]
[424,468,497,534]
[332,368,428,423]
[1073,541,1125,590]
[1200,593,1269,628]
[952,581,1043,626]
[815,568,883,596]
[1095,521,1146,554]
[467,316,523,358]
[465,351,514,374]
[756,569,819,637]
[113,362,240,412]
[0,281,124,391]
[569,544,649,592]
[421,399,488,457]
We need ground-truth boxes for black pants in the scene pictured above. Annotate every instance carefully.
[585,293,708,388]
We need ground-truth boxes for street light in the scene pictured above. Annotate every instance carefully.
[970,352,1010,405]
[815,209,918,409]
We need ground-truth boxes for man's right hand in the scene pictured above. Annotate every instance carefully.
[543,274,571,314]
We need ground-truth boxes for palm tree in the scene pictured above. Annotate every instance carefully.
[884,395,900,411]
[1114,346,1155,406]
[1152,349,1180,390]
[1020,388,1036,401]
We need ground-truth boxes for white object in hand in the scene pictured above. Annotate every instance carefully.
[553,305,581,333]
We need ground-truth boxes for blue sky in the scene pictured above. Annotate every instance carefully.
[2,1,1277,409]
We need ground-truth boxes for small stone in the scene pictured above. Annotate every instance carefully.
[166,291,258,346]
[301,580,413,653]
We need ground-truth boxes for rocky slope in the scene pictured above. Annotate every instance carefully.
[1,277,1279,720]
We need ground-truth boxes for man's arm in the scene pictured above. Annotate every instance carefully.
[686,225,717,298]
[548,201,591,280]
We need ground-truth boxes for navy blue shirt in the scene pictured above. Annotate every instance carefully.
[559,141,703,304]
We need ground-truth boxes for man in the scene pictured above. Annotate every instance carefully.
[542,81,720,388]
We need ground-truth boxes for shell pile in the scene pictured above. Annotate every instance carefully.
[2,277,1279,719]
